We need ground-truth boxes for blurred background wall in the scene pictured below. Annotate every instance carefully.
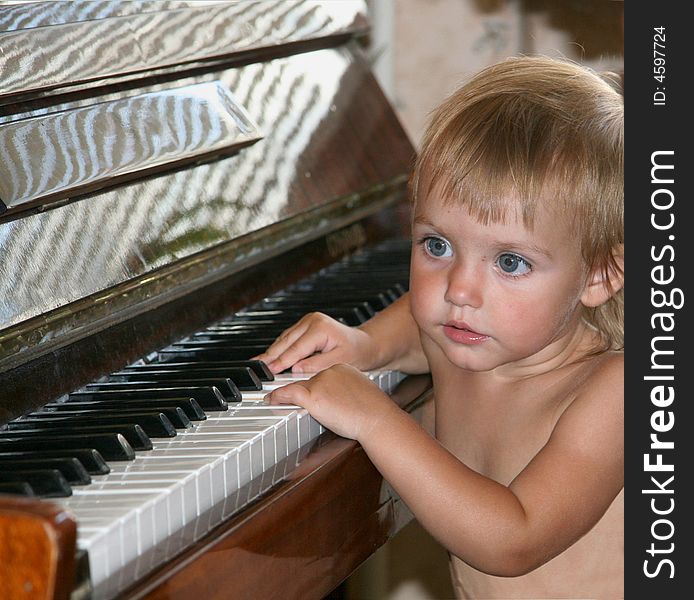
[342,2,623,599]
[368,0,623,148]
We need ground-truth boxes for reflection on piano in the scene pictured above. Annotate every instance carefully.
[0,2,432,599]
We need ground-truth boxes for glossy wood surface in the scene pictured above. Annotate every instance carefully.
[0,495,77,600]
[0,45,413,345]
[121,375,432,600]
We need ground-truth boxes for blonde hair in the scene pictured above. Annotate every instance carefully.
[411,56,624,350]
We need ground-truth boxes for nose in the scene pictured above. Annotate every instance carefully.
[444,261,483,308]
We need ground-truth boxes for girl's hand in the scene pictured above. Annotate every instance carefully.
[254,312,378,375]
[264,363,396,441]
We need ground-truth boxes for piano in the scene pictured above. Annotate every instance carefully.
[0,2,433,599]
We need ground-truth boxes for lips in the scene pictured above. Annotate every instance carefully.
[443,321,489,345]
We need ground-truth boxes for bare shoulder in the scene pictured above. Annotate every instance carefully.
[573,350,624,408]
[552,350,624,458]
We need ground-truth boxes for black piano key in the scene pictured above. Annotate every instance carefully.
[189,333,278,344]
[226,309,289,320]
[13,410,181,437]
[218,318,343,330]
[293,282,405,301]
[0,424,152,451]
[260,297,380,315]
[201,324,287,335]
[101,377,241,402]
[233,360,274,381]
[113,366,262,391]
[0,433,135,461]
[147,360,274,381]
[235,307,366,326]
[258,300,376,318]
[69,391,208,418]
[39,404,190,429]
[166,342,272,357]
[169,339,271,350]
[314,275,399,291]
[268,289,392,304]
[157,347,266,363]
[0,481,35,496]
[0,469,72,498]
[0,449,109,475]
[210,319,288,330]
[0,457,91,485]
[329,271,410,281]
[84,381,236,404]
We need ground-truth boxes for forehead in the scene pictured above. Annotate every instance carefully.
[414,179,561,226]
[413,187,578,249]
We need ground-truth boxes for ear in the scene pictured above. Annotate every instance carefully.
[581,245,624,308]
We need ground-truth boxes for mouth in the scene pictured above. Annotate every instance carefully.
[443,321,489,344]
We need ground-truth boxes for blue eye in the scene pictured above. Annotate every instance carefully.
[497,253,531,275]
[424,237,452,258]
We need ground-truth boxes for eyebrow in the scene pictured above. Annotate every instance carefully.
[412,215,554,260]
[497,242,553,260]
[412,215,438,228]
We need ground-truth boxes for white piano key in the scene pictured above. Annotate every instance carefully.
[64,492,160,512]
[79,530,111,596]
[228,406,301,454]
[193,417,287,468]
[106,455,216,474]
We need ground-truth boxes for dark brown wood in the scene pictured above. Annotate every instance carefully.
[120,375,432,600]
[0,495,77,600]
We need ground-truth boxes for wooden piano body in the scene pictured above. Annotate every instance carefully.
[0,2,431,598]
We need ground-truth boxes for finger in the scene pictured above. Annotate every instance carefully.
[291,350,344,374]
[266,332,333,374]
[253,320,311,363]
[265,382,311,408]
[263,318,339,372]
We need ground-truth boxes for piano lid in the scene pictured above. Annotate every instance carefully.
[0,0,369,102]
[0,81,263,216]
[0,1,414,375]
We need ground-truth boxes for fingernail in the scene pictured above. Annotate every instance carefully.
[292,365,303,374]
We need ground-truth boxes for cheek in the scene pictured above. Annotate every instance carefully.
[498,294,537,325]
[409,261,441,322]
[409,276,428,324]
[500,286,583,337]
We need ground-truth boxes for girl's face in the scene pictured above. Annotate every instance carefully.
[410,191,592,374]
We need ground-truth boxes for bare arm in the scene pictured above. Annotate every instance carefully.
[266,356,624,576]
[256,293,428,374]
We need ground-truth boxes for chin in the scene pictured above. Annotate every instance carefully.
[438,345,500,372]
[423,331,503,371]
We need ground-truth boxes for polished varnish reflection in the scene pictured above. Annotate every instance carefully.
[0,81,261,215]
[0,47,412,365]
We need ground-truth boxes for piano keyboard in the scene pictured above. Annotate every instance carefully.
[0,239,411,600]
[60,370,406,599]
